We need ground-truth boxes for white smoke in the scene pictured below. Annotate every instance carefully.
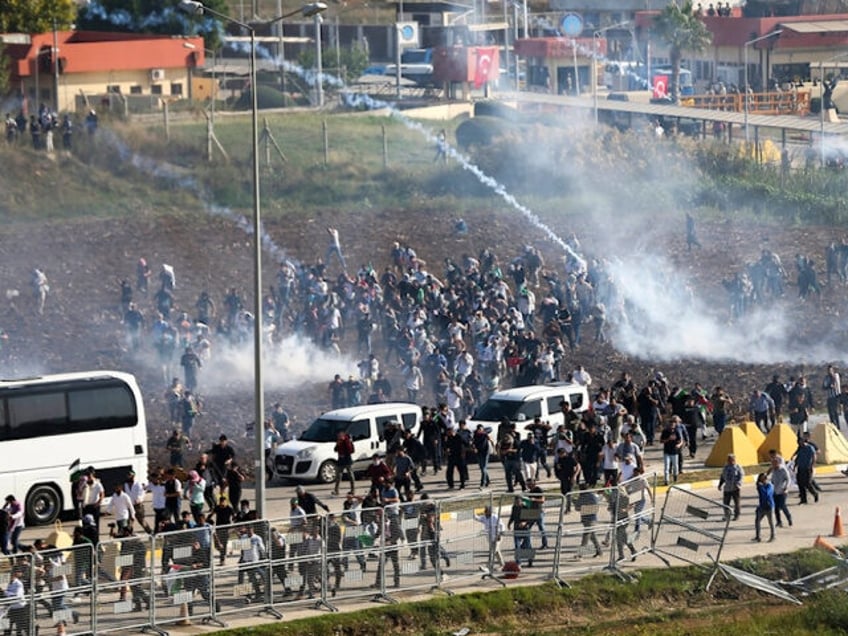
[197,334,359,395]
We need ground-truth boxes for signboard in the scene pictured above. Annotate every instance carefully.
[560,13,583,37]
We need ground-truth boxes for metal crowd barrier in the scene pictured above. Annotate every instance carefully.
[0,479,733,633]
[437,493,496,592]
[651,485,731,587]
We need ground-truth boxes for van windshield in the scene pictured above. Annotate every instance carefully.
[474,399,527,422]
[300,417,349,442]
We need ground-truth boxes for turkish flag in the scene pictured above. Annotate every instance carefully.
[653,74,669,99]
[474,47,497,89]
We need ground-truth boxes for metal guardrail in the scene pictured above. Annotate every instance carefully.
[685,90,811,116]
[0,477,742,634]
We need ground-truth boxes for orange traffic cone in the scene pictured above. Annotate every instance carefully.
[833,507,845,538]
[814,534,839,553]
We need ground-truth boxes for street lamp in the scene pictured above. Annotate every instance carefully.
[267,3,328,107]
[179,0,266,517]
[743,29,782,144]
[313,11,325,106]
[592,21,631,125]
[819,51,848,166]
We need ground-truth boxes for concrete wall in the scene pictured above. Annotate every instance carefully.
[24,68,192,113]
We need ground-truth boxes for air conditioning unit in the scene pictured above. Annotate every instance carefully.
[150,69,166,81]
[397,21,419,46]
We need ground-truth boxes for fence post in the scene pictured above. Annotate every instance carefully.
[322,119,329,167]
[550,493,570,587]
[382,124,388,168]
[163,101,170,141]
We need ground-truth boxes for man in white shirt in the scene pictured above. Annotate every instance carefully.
[81,467,105,536]
[240,525,267,603]
[123,470,151,534]
[571,365,592,387]
[474,506,505,567]
[4,567,28,635]
[107,484,135,532]
[326,226,347,272]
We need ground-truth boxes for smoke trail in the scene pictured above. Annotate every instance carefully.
[94,128,360,393]
[81,0,224,40]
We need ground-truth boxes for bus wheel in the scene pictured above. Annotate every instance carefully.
[26,484,62,525]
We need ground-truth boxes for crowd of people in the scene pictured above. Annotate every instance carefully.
[5,208,843,629]
[3,104,97,153]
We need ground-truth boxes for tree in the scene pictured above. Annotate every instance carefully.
[0,45,9,97]
[652,1,712,101]
[299,43,370,85]
[0,0,76,34]
[76,0,230,49]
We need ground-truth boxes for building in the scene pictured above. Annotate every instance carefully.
[4,31,205,114]
[635,12,848,91]
[514,37,605,94]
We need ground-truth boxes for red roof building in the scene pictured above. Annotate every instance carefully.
[3,31,205,113]
[634,12,848,89]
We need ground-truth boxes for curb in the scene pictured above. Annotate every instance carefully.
[655,463,847,496]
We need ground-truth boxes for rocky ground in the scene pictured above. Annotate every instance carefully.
[1,153,847,474]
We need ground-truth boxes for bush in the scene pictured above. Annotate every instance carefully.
[233,85,290,110]
[455,116,514,150]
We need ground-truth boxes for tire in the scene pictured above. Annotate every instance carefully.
[317,460,338,484]
[26,483,62,525]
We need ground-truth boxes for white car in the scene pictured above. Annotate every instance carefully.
[273,402,421,484]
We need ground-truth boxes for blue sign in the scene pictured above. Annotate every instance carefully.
[561,13,583,37]
[400,25,416,41]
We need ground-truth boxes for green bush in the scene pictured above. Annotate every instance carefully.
[455,116,515,150]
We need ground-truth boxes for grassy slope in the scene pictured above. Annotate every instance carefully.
[206,549,848,635]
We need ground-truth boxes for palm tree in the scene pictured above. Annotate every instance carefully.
[652,1,713,101]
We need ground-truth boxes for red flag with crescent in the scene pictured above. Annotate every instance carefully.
[653,74,669,99]
[474,47,496,89]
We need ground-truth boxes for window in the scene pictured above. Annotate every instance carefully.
[1,382,136,441]
[107,85,121,94]
[401,412,417,431]
[7,392,66,440]
[151,85,163,95]
[348,419,370,441]
[376,415,398,437]
[584,12,600,29]
[517,399,542,421]
[68,386,135,429]
[546,396,563,415]
[130,85,142,94]
[170,83,183,96]
[570,392,584,410]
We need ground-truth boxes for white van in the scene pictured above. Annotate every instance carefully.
[468,383,589,437]
[272,402,421,484]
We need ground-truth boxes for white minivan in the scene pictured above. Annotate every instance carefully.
[468,383,589,437]
[272,402,421,484]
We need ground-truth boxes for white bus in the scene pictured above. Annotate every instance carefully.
[0,370,148,525]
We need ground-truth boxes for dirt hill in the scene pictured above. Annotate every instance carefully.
[0,125,844,474]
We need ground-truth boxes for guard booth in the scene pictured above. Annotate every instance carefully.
[433,45,500,99]
[514,37,601,96]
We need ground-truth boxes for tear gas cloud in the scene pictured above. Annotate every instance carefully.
[196,334,356,394]
[96,128,359,394]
